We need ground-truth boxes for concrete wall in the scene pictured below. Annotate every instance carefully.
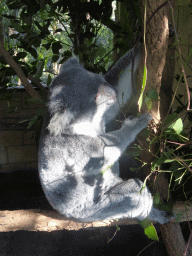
[0,89,45,173]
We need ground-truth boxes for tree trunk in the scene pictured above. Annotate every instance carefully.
[138,1,191,255]
[139,0,169,121]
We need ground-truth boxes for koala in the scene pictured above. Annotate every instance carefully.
[38,55,168,224]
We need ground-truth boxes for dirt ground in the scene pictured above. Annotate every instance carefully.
[0,170,168,256]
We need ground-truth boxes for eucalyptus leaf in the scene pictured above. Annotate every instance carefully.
[138,65,147,111]
[169,118,183,134]
[139,218,159,241]
[144,224,159,241]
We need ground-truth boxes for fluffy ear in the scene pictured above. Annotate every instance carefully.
[47,110,74,136]
[59,56,81,74]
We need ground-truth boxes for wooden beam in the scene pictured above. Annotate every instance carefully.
[0,203,191,232]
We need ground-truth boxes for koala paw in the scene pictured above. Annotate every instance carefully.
[139,113,152,122]
[123,113,152,128]
[149,208,170,224]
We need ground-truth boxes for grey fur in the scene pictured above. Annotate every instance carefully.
[104,44,142,125]
[38,56,168,223]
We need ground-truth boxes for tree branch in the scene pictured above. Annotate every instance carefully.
[0,40,42,100]
[28,74,48,95]
[0,203,190,232]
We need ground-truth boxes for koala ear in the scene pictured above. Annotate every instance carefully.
[47,110,74,136]
[59,56,80,74]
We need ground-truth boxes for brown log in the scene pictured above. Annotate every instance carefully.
[0,209,136,232]
[0,203,191,232]
[161,203,192,256]
[161,223,191,256]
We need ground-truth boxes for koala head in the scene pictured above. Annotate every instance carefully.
[47,57,117,137]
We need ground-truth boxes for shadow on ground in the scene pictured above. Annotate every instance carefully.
[0,170,168,256]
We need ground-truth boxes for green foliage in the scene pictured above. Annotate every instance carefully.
[145,108,192,203]
[1,0,116,91]
[0,0,118,144]
[138,64,147,111]
[136,49,192,205]
[164,114,183,135]
[139,218,158,241]
[144,224,158,241]
[19,109,45,145]
[0,0,142,147]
